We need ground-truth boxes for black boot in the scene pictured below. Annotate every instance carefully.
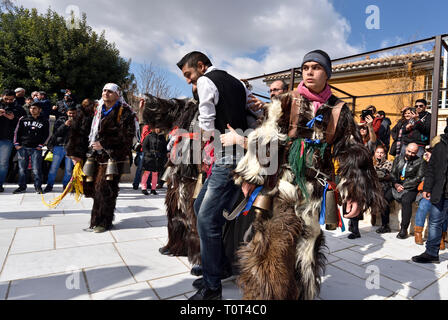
[142,189,149,195]
[189,286,222,300]
[412,252,440,264]
[348,219,361,239]
[190,264,202,276]
[397,227,408,239]
[376,225,391,234]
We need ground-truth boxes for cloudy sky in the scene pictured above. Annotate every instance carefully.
[14,0,448,97]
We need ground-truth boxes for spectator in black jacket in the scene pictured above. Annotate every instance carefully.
[13,102,49,194]
[51,91,76,119]
[400,99,431,157]
[412,124,448,264]
[377,110,391,153]
[44,105,77,193]
[378,143,426,239]
[0,89,26,192]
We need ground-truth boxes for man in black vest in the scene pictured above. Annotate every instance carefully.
[177,51,250,300]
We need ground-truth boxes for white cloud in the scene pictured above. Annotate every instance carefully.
[16,0,361,81]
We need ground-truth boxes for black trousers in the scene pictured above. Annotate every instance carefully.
[382,188,418,229]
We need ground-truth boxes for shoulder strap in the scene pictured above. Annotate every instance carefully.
[326,99,345,145]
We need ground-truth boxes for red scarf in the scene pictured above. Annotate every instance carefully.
[297,80,332,114]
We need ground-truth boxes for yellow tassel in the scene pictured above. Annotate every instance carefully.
[41,162,85,209]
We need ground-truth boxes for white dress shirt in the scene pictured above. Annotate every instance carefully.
[196,66,254,131]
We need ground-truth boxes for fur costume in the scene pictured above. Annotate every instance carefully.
[233,91,385,300]
[66,101,135,230]
[143,94,202,265]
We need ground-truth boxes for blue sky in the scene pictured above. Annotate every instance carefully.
[16,0,448,98]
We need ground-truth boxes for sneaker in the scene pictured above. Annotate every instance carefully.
[142,189,149,195]
[35,187,43,194]
[0,186,4,193]
[412,252,440,264]
[376,225,391,234]
[13,187,26,194]
[43,185,53,193]
[151,190,158,195]
[188,286,222,300]
[93,226,107,233]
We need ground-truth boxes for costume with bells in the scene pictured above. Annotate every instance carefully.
[233,51,385,300]
[66,83,137,231]
[142,94,206,266]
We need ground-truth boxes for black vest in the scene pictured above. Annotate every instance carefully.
[203,69,248,134]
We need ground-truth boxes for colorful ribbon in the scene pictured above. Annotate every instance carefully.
[239,186,263,217]
[306,114,323,129]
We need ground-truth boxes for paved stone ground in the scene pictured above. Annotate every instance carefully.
[0,182,447,300]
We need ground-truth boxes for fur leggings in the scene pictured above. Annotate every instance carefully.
[84,164,120,229]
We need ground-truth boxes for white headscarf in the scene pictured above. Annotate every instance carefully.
[88,83,140,147]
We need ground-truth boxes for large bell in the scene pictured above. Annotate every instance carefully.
[252,193,273,213]
[161,166,173,182]
[105,159,118,181]
[83,157,96,182]
[324,189,338,230]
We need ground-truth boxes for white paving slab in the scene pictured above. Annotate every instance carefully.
[7,271,90,300]
[0,281,8,300]
[319,265,393,300]
[0,243,122,282]
[40,214,91,226]
[10,226,54,254]
[371,257,439,290]
[91,282,158,300]
[0,229,15,271]
[84,263,137,293]
[149,272,197,299]
[55,230,115,249]
[115,239,190,282]
[414,273,448,300]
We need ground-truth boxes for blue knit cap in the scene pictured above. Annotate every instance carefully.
[301,50,332,79]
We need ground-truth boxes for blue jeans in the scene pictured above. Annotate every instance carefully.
[46,146,73,187]
[0,140,13,186]
[415,198,433,227]
[17,147,43,189]
[425,198,448,257]
[133,151,143,187]
[193,162,239,290]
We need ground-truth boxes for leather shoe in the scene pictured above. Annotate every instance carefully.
[158,246,171,255]
[142,189,149,195]
[190,264,202,276]
[348,232,361,239]
[412,252,439,264]
[188,286,222,300]
[192,269,233,290]
[396,229,408,239]
[376,225,391,234]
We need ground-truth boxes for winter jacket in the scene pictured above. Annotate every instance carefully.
[13,115,49,148]
[0,101,26,141]
[402,112,431,146]
[390,154,426,191]
[423,131,448,204]
[52,99,77,119]
[46,116,71,150]
[378,117,391,150]
[142,132,167,172]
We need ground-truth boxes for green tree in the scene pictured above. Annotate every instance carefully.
[0,5,132,101]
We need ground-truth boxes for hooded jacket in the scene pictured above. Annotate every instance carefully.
[13,115,49,148]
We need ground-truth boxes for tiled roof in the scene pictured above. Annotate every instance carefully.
[265,50,434,82]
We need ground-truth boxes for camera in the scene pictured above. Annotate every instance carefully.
[361,109,373,120]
